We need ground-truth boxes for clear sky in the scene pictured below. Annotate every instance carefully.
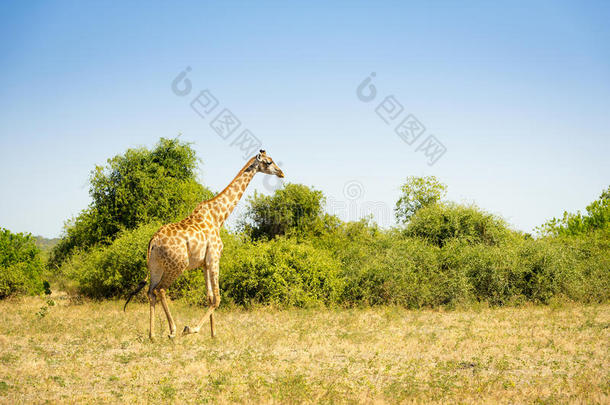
[1,0,608,238]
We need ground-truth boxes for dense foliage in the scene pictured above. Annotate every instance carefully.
[395,176,447,224]
[49,138,213,269]
[59,222,161,298]
[0,228,46,298]
[4,138,605,307]
[537,187,610,236]
[240,183,327,239]
[404,202,512,247]
[220,236,344,307]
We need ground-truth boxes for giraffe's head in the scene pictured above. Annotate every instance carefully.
[254,150,284,178]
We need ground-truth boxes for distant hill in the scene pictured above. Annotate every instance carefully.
[34,236,60,252]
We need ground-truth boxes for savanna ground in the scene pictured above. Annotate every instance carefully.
[0,294,608,404]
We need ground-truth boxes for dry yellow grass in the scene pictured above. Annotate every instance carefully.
[0,295,608,404]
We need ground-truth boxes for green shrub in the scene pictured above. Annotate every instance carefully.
[61,221,220,302]
[61,222,161,298]
[440,235,605,305]
[0,228,46,298]
[314,220,387,304]
[349,238,462,308]
[514,238,577,303]
[51,169,609,310]
[240,183,327,240]
[546,229,610,303]
[60,216,609,308]
[219,236,344,307]
[405,202,512,247]
[63,224,345,308]
[319,222,471,308]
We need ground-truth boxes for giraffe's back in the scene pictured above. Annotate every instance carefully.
[148,220,209,290]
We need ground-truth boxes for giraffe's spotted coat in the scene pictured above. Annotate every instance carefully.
[143,151,284,339]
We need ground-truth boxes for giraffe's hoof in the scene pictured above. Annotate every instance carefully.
[168,334,176,340]
[182,325,199,335]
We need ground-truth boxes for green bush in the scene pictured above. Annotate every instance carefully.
[0,228,46,298]
[59,218,609,307]
[314,220,386,304]
[406,202,512,247]
[317,222,470,308]
[346,238,459,308]
[439,234,609,305]
[546,229,610,303]
[61,222,161,298]
[240,183,327,240]
[218,236,344,307]
[452,240,533,305]
[320,215,608,308]
[62,224,346,308]
[50,160,609,310]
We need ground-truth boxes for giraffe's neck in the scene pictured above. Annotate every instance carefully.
[202,158,257,226]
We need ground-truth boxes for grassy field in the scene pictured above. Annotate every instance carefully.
[0,295,608,404]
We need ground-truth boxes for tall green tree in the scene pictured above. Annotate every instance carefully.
[240,183,327,240]
[49,138,213,268]
[395,176,447,224]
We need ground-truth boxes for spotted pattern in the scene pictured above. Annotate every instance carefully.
[143,151,283,338]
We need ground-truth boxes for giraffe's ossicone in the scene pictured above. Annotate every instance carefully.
[124,150,284,339]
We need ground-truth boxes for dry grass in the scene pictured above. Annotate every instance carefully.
[0,295,608,404]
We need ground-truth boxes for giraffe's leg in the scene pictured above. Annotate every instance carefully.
[146,259,163,341]
[210,310,215,338]
[148,289,157,340]
[183,256,220,337]
[158,289,177,338]
[204,265,215,337]
[204,264,215,337]
[196,263,220,336]
[205,268,219,338]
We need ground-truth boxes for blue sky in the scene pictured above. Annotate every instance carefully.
[1,0,608,237]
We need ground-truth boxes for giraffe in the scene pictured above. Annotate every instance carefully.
[124,150,284,339]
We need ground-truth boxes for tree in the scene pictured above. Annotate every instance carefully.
[395,176,447,224]
[404,202,511,247]
[537,186,610,237]
[240,183,326,239]
[0,228,45,298]
[49,138,213,268]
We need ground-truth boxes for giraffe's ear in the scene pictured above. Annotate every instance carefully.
[256,153,263,161]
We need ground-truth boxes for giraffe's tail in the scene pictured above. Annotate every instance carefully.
[124,238,154,312]
[123,280,147,312]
